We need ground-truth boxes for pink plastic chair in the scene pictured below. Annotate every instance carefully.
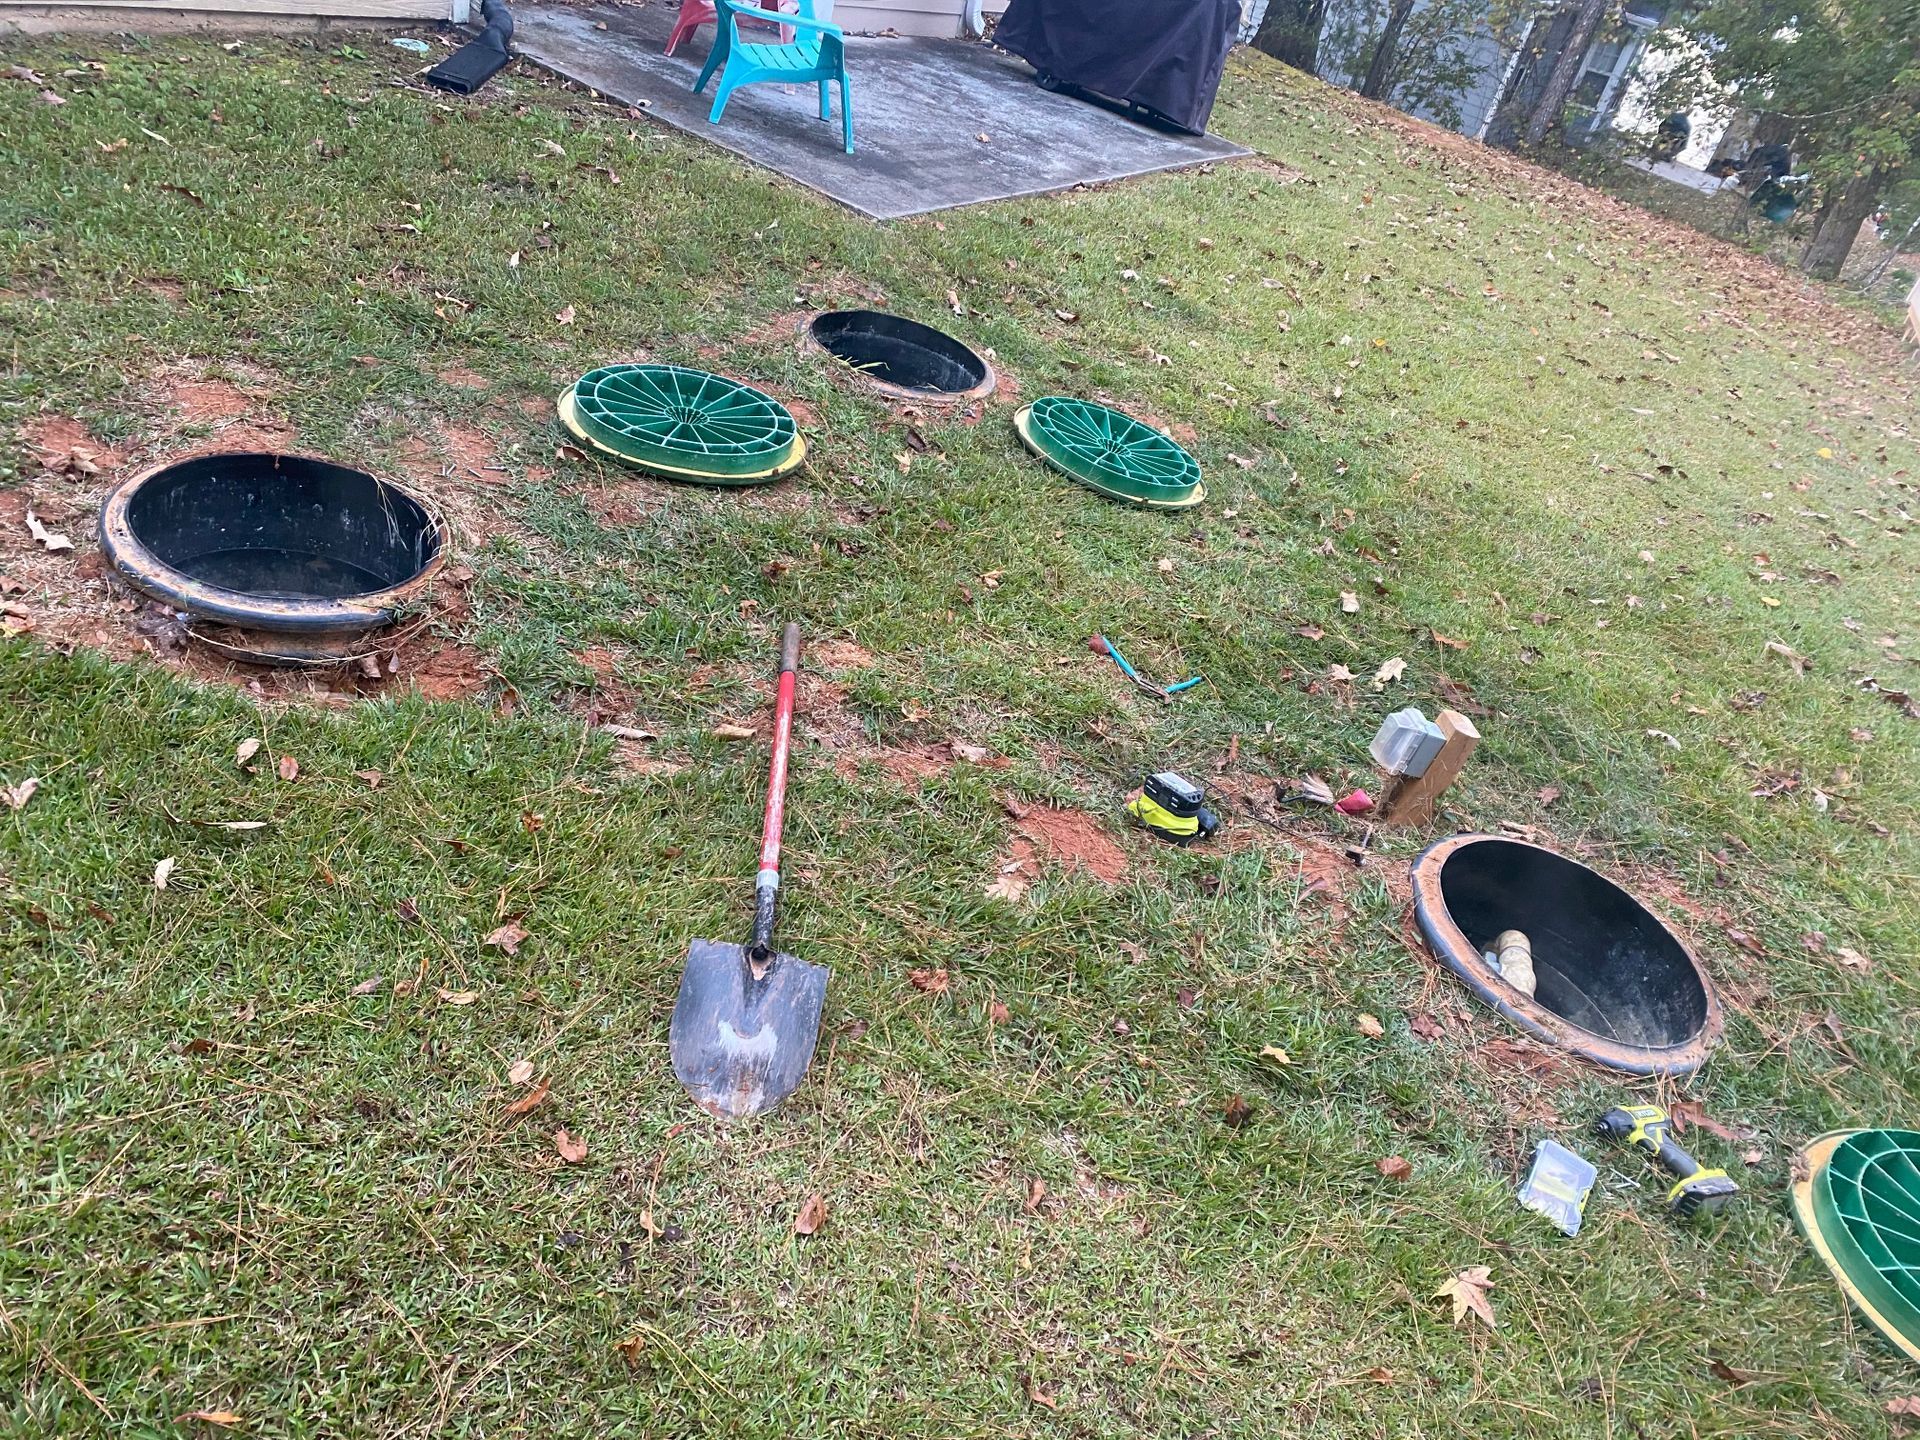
[666,0,794,55]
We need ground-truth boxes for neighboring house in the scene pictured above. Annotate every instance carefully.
[1243,0,1668,146]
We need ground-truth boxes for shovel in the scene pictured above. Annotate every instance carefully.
[670,622,829,1119]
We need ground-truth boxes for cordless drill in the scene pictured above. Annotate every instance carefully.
[1595,1104,1740,1219]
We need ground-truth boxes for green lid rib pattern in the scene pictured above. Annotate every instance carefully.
[1024,396,1201,505]
[571,365,797,478]
[1811,1129,1920,1348]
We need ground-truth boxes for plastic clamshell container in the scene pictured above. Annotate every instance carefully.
[1371,707,1446,777]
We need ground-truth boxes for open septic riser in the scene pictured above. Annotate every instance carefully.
[1412,834,1723,1077]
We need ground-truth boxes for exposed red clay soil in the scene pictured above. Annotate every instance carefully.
[166,377,257,425]
[809,638,875,671]
[19,415,124,472]
[437,364,490,390]
[1007,802,1129,885]
[441,423,499,479]
[848,737,1011,786]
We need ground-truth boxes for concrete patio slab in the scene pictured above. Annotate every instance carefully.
[510,1,1249,220]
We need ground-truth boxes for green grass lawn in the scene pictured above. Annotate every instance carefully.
[4,32,1920,1438]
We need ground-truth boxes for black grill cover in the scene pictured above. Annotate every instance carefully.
[993,0,1240,136]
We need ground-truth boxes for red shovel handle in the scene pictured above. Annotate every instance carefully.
[749,623,800,958]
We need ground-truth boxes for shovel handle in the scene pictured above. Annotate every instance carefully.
[750,622,801,957]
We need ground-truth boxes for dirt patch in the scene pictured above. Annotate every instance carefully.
[1007,802,1129,885]
[166,377,258,425]
[437,363,490,390]
[17,415,124,473]
[859,744,953,786]
[1274,835,1356,923]
[810,637,876,671]
[440,423,499,480]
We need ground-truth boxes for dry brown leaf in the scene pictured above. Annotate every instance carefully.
[1376,1154,1413,1181]
[508,1058,536,1086]
[24,507,73,552]
[555,304,576,326]
[1328,662,1355,683]
[1431,631,1469,650]
[554,1128,588,1164]
[1356,1012,1385,1038]
[1222,1093,1254,1127]
[984,868,1031,902]
[1340,590,1360,613]
[276,754,299,782]
[350,974,384,996]
[484,920,529,955]
[1023,1177,1047,1214]
[794,1192,828,1236]
[3,776,40,811]
[504,1077,550,1115]
[354,769,384,788]
[988,999,1010,1024]
[235,738,261,767]
[1886,1397,1920,1416]
[908,967,950,994]
[1371,656,1407,689]
[710,723,756,741]
[1434,1265,1496,1328]
[174,1413,243,1428]
[1259,1043,1293,1065]
[153,856,177,889]
[436,988,479,1006]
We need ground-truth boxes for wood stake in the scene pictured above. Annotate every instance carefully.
[1380,709,1479,826]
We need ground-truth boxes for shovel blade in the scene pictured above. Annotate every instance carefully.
[670,939,829,1119]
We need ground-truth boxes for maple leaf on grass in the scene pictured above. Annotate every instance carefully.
[1435,1266,1495,1328]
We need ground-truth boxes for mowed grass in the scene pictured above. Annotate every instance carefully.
[3,34,1919,1438]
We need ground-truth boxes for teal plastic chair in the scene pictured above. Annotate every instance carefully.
[693,0,853,155]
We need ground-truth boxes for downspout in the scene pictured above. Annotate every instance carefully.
[961,0,985,39]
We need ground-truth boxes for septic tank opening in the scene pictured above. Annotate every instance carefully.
[1411,835,1721,1076]
[807,310,995,401]
[99,451,446,650]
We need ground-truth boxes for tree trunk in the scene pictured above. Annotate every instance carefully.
[1359,0,1416,100]
[1252,0,1328,75]
[1521,0,1611,147]
[1801,170,1883,282]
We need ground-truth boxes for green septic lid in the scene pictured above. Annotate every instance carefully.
[1810,1129,1920,1352]
[1015,397,1203,509]
[570,365,798,479]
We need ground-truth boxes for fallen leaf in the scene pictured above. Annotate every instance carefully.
[153,856,177,889]
[276,755,299,782]
[1668,1099,1746,1143]
[1054,309,1078,324]
[1328,663,1355,683]
[555,304,576,325]
[1434,1266,1495,1328]
[554,1128,588,1163]
[39,88,66,106]
[1886,1396,1920,1416]
[1222,1093,1254,1127]
[1834,945,1870,971]
[984,868,1031,902]
[508,1058,536,1085]
[5,64,46,83]
[1296,624,1325,641]
[1723,927,1767,957]
[1023,1177,1047,1213]
[396,897,421,924]
[174,1413,242,1428]
[1431,631,1468,650]
[24,508,73,552]
[1376,1155,1413,1181]
[504,1077,550,1115]
[1407,1012,1443,1041]
[1259,1043,1293,1065]
[436,988,479,1005]
[1537,785,1561,806]
[1707,1358,1751,1385]
[988,999,1010,1024]
[1371,657,1406,689]
[233,737,261,767]
[909,967,950,994]
[710,723,756,741]
[1340,591,1360,613]
[484,920,529,955]
[614,1335,647,1369]
[794,1192,828,1236]
[1025,1374,1058,1409]
[354,769,384,788]
[350,974,384,996]
[1356,1012,1385,1038]
[3,776,40,811]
